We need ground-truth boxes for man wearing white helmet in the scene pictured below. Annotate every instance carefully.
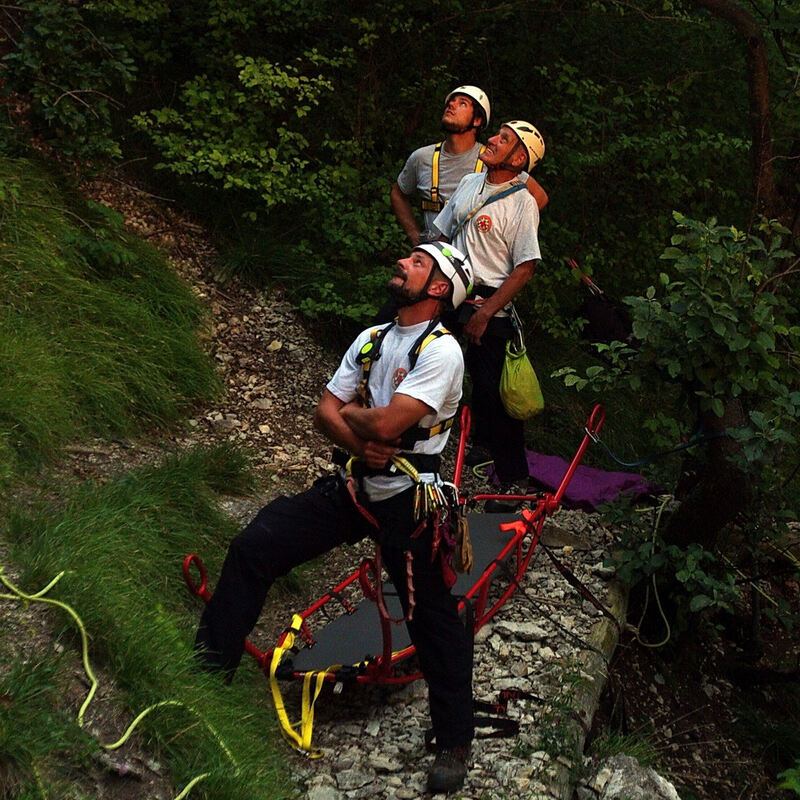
[195,242,477,794]
[434,120,546,490]
[390,85,548,247]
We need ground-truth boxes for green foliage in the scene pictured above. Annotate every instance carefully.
[133,54,334,206]
[0,0,138,160]
[779,761,800,795]
[588,731,659,767]
[604,497,740,627]
[3,446,294,799]
[0,157,218,483]
[557,214,799,471]
[7,0,793,331]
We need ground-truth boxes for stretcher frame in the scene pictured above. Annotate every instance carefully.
[183,403,605,688]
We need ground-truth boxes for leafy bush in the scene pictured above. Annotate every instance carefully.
[556,214,799,469]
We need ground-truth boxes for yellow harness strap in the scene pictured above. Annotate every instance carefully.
[421,143,487,213]
[269,614,334,758]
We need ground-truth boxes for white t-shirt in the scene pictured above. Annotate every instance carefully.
[326,320,464,502]
[396,141,486,232]
[433,172,541,290]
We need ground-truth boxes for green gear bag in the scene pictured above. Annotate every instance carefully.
[500,329,544,420]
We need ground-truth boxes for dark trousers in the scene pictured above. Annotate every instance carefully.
[195,475,474,748]
[450,308,529,484]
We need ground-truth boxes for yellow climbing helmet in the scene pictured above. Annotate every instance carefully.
[503,120,545,170]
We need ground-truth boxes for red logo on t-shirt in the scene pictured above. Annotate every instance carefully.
[392,368,408,388]
[475,215,492,233]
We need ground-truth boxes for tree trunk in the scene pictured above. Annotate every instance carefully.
[665,399,751,549]
[693,0,778,217]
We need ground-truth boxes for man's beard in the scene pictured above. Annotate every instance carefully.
[441,117,473,135]
[387,277,428,308]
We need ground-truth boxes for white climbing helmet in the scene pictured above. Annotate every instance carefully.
[503,120,545,170]
[444,85,491,129]
[415,242,474,309]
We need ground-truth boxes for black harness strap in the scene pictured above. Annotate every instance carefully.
[355,317,457,446]
[540,543,621,633]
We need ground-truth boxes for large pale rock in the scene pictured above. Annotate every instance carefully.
[590,754,681,800]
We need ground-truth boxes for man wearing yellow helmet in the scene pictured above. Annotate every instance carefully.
[390,86,548,247]
[433,120,546,490]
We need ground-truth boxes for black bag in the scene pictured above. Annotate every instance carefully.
[569,258,632,344]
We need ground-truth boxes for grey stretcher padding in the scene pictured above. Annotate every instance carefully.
[289,512,520,674]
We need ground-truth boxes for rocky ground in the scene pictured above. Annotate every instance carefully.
[3,176,796,800]
[80,178,627,799]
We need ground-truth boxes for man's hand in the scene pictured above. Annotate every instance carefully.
[361,438,400,469]
[464,306,490,345]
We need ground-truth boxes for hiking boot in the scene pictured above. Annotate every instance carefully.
[484,481,529,513]
[463,445,492,468]
[427,744,471,794]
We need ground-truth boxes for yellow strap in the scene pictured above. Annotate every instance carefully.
[426,143,483,213]
[422,417,454,439]
[269,613,336,759]
[389,455,421,482]
[430,141,443,205]
[475,145,486,172]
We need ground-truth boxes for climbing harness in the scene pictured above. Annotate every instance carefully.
[420,141,486,213]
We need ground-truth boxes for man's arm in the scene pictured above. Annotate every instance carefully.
[340,392,433,443]
[463,260,538,345]
[526,175,549,211]
[313,389,406,469]
[390,182,421,246]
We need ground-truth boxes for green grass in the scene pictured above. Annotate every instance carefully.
[1,446,296,800]
[0,656,98,799]
[0,156,219,486]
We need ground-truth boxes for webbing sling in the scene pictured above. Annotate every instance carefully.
[269,613,337,758]
[421,142,486,213]
[450,182,527,241]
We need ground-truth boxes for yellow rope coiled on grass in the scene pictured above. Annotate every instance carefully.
[0,566,237,800]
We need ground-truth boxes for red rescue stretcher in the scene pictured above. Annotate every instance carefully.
[184,403,605,755]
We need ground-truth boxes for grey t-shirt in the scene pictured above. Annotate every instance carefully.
[396,141,486,231]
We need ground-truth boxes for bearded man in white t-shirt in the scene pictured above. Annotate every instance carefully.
[433,120,546,489]
[195,243,477,794]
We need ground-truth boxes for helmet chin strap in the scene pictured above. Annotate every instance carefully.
[496,141,526,172]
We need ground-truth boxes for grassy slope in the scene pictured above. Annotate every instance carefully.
[0,157,219,485]
[0,157,293,799]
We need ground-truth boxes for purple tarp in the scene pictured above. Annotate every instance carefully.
[491,450,662,512]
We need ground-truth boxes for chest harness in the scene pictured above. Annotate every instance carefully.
[354,317,456,449]
[420,142,486,214]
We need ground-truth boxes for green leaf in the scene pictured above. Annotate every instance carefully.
[689,594,713,612]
